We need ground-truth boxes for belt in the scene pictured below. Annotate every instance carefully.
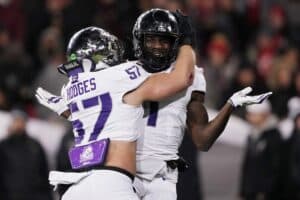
[166,157,189,172]
[73,165,134,181]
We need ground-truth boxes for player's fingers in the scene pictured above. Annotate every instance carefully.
[36,87,42,92]
[254,92,272,104]
[36,90,48,101]
[36,87,47,97]
[37,87,54,98]
[36,87,46,95]
[35,94,46,105]
[35,92,42,100]
[246,92,272,105]
[36,92,48,102]
[263,91,273,97]
[239,87,253,96]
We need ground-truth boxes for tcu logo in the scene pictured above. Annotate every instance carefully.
[80,145,94,164]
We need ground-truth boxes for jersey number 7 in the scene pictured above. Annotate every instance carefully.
[147,101,159,127]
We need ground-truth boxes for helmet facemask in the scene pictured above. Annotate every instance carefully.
[141,33,178,71]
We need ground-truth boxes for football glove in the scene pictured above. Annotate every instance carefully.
[228,87,272,108]
[35,87,68,115]
[171,10,196,47]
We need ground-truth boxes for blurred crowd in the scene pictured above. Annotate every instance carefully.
[1,0,300,199]
[0,0,299,119]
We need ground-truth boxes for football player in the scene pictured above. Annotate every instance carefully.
[131,9,272,200]
[35,11,195,200]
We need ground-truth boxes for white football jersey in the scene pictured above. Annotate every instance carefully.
[61,61,149,146]
[136,65,206,162]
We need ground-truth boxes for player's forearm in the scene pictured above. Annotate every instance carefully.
[151,45,195,98]
[140,73,187,101]
[139,45,195,102]
[190,103,234,151]
[172,45,195,87]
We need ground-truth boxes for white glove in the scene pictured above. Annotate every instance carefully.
[228,87,272,108]
[35,87,69,115]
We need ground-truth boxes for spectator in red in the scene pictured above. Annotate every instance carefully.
[0,0,25,43]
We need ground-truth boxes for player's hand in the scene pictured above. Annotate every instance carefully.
[228,87,272,108]
[171,10,195,47]
[35,87,68,115]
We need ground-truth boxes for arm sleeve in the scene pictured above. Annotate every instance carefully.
[190,66,206,93]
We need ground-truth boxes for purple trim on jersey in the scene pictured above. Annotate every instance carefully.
[82,96,99,109]
[147,101,159,127]
[68,67,83,76]
[89,93,112,141]
[69,138,110,169]
[71,74,79,84]
[69,102,79,113]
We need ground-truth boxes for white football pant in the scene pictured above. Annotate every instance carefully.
[134,176,177,200]
[62,169,138,200]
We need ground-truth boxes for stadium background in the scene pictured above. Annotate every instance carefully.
[0,0,300,199]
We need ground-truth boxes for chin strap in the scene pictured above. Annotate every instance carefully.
[140,58,170,73]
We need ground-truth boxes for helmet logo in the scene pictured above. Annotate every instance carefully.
[157,23,167,32]
[69,53,77,61]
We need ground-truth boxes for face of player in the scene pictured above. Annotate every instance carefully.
[144,34,171,58]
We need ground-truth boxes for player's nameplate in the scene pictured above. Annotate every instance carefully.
[68,138,110,170]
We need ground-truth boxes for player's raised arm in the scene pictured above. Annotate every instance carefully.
[187,87,272,151]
